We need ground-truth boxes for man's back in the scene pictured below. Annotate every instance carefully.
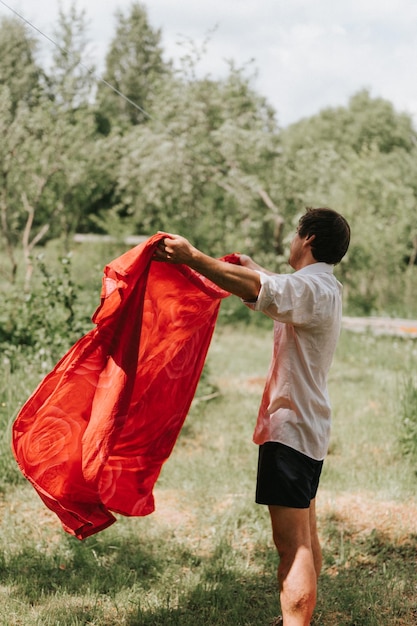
[250,263,343,460]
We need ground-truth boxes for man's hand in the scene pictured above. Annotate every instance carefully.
[153,233,196,264]
[153,232,261,301]
[239,253,273,275]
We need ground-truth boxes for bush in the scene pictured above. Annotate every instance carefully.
[0,254,96,489]
[0,254,92,372]
[399,377,417,461]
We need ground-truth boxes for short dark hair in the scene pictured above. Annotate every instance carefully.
[297,207,350,265]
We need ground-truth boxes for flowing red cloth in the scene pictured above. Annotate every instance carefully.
[12,234,238,539]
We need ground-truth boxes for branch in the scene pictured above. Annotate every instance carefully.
[258,188,285,255]
[409,234,417,267]
[21,192,34,252]
[21,191,50,290]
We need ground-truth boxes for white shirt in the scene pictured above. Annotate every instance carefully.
[245,263,342,460]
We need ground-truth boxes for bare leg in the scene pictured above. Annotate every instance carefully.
[309,498,322,580]
[269,504,318,626]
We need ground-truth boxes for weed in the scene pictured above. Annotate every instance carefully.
[399,377,417,461]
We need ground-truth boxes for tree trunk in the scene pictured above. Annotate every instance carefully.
[258,188,285,255]
[408,234,417,267]
[21,191,50,291]
[0,197,17,282]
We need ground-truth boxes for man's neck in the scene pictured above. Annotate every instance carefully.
[292,256,318,271]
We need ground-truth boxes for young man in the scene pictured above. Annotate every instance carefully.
[153,207,350,626]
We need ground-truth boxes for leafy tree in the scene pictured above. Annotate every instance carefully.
[278,90,417,314]
[347,90,416,154]
[0,5,122,285]
[44,3,120,243]
[0,16,44,115]
[108,58,282,265]
[0,86,19,280]
[48,2,96,111]
[0,16,48,280]
[0,92,73,284]
[1,5,416,318]
[281,89,416,157]
[336,146,417,313]
[96,1,171,130]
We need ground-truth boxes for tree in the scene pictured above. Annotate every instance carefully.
[278,90,417,314]
[0,6,120,285]
[334,146,417,313]
[0,89,61,283]
[347,90,416,154]
[44,3,119,243]
[48,2,96,111]
[108,58,282,265]
[96,1,170,130]
[0,16,46,280]
[0,16,44,116]
[281,89,416,157]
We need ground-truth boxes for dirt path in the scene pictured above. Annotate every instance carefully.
[342,316,417,338]
[151,487,417,545]
[318,490,417,542]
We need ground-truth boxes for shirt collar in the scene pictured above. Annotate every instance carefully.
[295,262,334,276]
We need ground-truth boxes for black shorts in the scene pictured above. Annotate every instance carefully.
[256,442,323,509]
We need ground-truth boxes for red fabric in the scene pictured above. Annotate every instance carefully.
[12,234,238,539]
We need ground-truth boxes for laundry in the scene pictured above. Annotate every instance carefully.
[12,233,238,539]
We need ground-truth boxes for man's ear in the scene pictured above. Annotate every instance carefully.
[303,233,315,245]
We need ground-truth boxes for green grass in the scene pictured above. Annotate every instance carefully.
[1,242,417,624]
[326,331,417,499]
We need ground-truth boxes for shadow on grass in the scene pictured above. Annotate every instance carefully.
[0,529,279,626]
[126,569,277,626]
[1,531,163,600]
[315,514,417,626]
[2,513,417,625]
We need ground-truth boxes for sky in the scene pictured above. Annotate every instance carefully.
[2,0,417,128]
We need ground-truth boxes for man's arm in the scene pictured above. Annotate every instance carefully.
[153,234,261,301]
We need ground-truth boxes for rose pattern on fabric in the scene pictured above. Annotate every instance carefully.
[21,408,83,481]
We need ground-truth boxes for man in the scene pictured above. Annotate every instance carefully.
[153,207,350,626]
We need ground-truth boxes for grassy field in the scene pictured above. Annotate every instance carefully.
[1,319,417,625]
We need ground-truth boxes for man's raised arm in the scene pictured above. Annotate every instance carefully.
[153,234,261,302]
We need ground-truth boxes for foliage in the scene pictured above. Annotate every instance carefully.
[399,377,417,462]
[281,90,417,156]
[0,254,91,372]
[96,1,171,130]
[0,8,417,315]
[0,91,101,282]
[0,16,44,114]
[114,60,281,264]
[0,7,117,284]
[49,3,96,110]
[279,90,417,314]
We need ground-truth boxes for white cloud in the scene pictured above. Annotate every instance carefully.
[2,0,417,126]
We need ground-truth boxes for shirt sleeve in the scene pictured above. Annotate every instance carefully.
[244,271,318,325]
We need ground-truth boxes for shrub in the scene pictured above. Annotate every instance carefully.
[0,254,92,372]
[399,377,417,461]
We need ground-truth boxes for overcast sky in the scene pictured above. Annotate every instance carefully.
[3,0,417,127]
